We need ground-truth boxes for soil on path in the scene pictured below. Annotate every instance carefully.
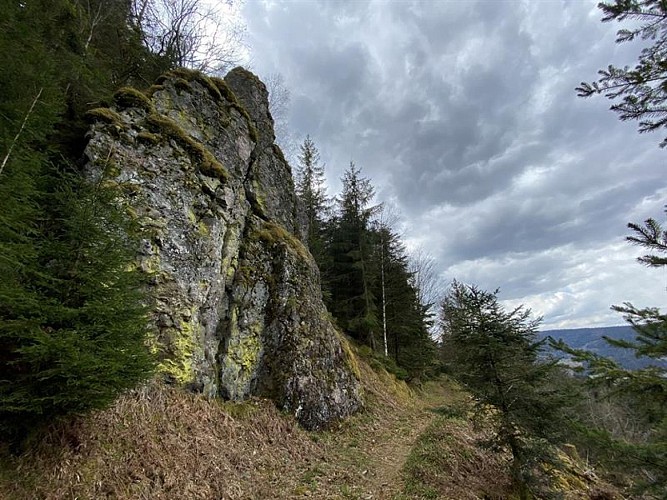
[291,370,457,499]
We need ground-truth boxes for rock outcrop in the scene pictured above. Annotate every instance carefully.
[84,68,361,429]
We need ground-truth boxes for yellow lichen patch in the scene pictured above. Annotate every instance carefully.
[226,309,262,372]
[145,113,229,182]
[197,221,210,236]
[253,221,311,262]
[140,253,161,275]
[85,107,124,127]
[187,207,197,225]
[113,87,154,112]
[157,315,198,384]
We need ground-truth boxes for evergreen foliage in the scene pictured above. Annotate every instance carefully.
[577,0,667,146]
[0,167,154,443]
[0,0,167,445]
[371,224,435,379]
[552,212,667,496]
[575,4,667,487]
[295,136,331,288]
[291,154,437,380]
[327,163,381,349]
[441,281,570,499]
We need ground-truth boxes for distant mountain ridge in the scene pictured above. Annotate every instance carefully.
[539,325,666,370]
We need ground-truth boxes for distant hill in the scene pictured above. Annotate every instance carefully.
[539,325,666,370]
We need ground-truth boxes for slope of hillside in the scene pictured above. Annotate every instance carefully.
[0,345,616,499]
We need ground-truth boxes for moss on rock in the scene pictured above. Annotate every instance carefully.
[85,107,124,127]
[113,87,154,112]
[337,333,362,381]
[252,221,311,262]
[157,68,223,102]
[145,113,229,182]
[137,131,160,145]
[211,76,258,142]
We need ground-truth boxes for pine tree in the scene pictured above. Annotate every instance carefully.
[295,136,331,284]
[328,163,380,348]
[441,281,569,499]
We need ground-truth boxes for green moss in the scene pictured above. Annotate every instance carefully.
[145,84,164,97]
[113,87,153,112]
[137,131,160,145]
[173,77,192,93]
[252,221,311,262]
[157,68,223,102]
[210,76,241,105]
[145,113,229,182]
[84,107,124,127]
[210,76,258,142]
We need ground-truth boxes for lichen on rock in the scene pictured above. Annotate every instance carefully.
[84,67,362,429]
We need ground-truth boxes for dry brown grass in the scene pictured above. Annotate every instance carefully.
[0,344,430,500]
[0,383,322,499]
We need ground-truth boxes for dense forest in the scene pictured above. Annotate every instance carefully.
[1,1,666,499]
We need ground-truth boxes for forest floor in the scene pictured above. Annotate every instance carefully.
[0,347,616,499]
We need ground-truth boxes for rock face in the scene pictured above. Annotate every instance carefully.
[84,68,362,429]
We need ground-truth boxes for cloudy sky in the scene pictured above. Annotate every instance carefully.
[234,0,666,329]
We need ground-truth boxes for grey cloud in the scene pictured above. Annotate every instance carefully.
[241,0,667,327]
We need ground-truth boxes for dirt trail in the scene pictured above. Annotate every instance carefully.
[294,378,450,500]
[358,406,434,499]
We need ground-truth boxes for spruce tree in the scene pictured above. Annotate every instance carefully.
[295,136,331,287]
[0,168,154,444]
[371,223,435,379]
[328,163,380,348]
[441,281,569,499]
[0,0,158,446]
[552,213,667,496]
